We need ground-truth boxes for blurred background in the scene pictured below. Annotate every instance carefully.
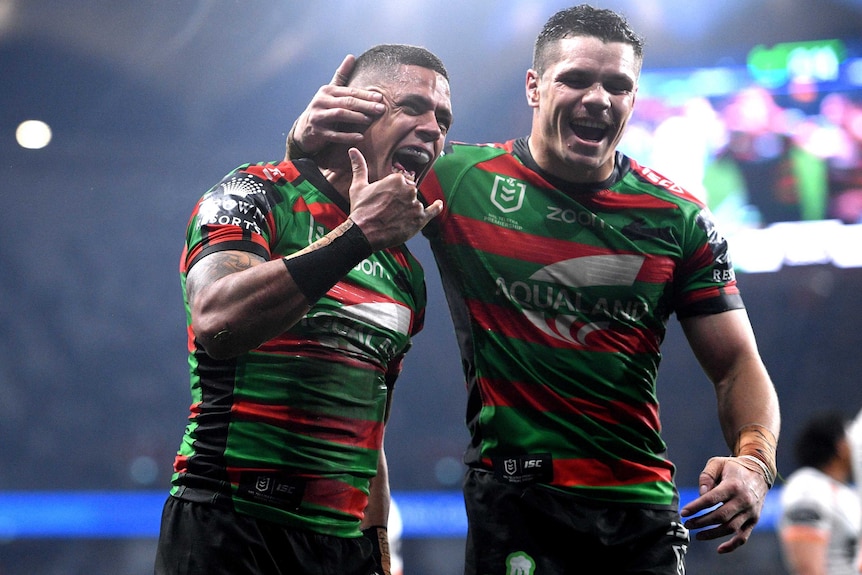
[2,0,862,573]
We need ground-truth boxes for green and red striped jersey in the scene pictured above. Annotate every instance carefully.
[420,138,743,508]
[172,159,427,537]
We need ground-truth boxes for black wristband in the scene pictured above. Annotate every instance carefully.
[283,223,373,304]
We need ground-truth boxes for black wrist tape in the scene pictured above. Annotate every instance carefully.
[283,223,373,303]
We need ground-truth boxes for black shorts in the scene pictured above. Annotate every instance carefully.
[463,469,689,575]
[154,495,376,575]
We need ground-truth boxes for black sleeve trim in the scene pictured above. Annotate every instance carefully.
[676,293,745,319]
[187,241,271,272]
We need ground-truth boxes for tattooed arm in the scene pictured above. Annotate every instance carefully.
[187,198,383,361]
[185,249,312,360]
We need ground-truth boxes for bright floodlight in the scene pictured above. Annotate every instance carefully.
[16,119,52,149]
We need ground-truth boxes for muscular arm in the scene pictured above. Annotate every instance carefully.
[189,149,440,360]
[683,309,779,452]
[188,211,376,360]
[678,308,780,553]
[186,249,311,360]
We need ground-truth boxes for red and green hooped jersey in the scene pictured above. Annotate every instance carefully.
[173,159,427,537]
[420,138,743,508]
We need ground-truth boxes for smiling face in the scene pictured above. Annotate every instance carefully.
[355,64,452,185]
[526,35,640,183]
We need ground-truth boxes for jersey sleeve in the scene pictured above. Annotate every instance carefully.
[779,472,832,536]
[673,206,745,318]
[182,165,282,274]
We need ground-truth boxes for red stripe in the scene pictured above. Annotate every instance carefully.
[441,215,607,264]
[441,216,674,281]
[186,324,196,353]
[243,162,300,183]
[477,456,672,487]
[308,202,348,229]
[231,401,383,450]
[184,224,270,265]
[253,278,414,354]
[476,153,558,190]
[327,279,418,335]
[589,190,682,210]
[685,243,718,273]
[328,279,401,306]
[419,167,445,207]
[630,160,706,208]
[552,457,673,487]
[173,454,188,473]
[225,469,369,520]
[244,161,348,230]
[479,377,660,431]
[679,283,740,307]
[413,306,426,335]
[388,247,413,271]
[468,299,662,354]
[302,477,368,518]
[252,337,386,375]
[187,401,202,416]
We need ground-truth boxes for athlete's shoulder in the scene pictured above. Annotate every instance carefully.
[781,467,833,503]
[193,161,310,232]
[215,160,311,203]
[624,156,706,210]
[435,140,513,166]
[235,160,303,185]
[209,160,291,189]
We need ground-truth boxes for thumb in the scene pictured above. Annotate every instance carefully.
[423,199,444,221]
[349,147,369,188]
[331,54,355,86]
[698,456,725,495]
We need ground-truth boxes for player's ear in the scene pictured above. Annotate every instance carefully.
[526,69,540,108]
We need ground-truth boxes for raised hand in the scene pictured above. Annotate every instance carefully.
[286,55,386,159]
[346,148,443,250]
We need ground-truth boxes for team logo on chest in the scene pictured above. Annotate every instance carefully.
[496,255,648,347]
[490,175,526,213]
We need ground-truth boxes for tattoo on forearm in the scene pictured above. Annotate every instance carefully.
[284,219,355,261]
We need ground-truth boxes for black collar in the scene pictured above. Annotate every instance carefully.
[293,158,350,214]
[512,137,629,194]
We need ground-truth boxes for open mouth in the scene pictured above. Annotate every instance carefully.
[392,146,432,180]
[570,119,608,143]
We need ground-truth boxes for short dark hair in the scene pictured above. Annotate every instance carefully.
[350,44,448,86]
[793,410,849,470]
[533,4,644,75]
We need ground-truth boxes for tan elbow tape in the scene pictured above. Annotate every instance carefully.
[733,423,777,488]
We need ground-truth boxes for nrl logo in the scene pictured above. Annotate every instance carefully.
[255,476,272,492]
[491,175,526,213]
[503,459,518,475]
